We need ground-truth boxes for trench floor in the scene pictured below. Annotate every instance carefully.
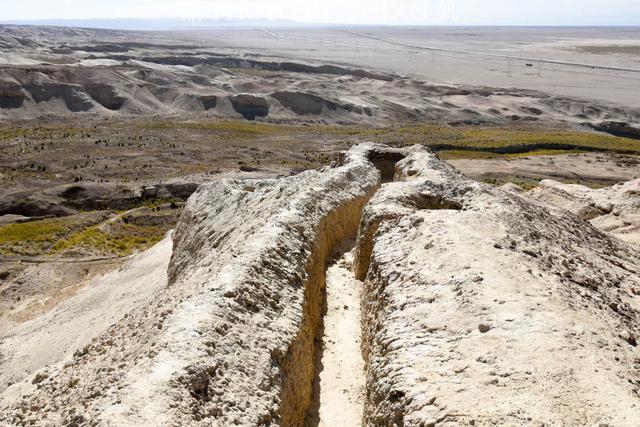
[314,243,365,426]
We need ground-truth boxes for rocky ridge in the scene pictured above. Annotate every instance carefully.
[0,143,380,425]
[1,143,639,426]
[356,147,640,425]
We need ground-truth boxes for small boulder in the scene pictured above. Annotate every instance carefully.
[478,323,492,333]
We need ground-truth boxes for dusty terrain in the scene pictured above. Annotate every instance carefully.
[2,143,638,426]
[314,244,365,427]
[525,178,640,246]
[356,146,640,425]
[2,25,640,129]
[450,151,640,187]
[1,23,640,426]
[0,233,172,405]
[188,26,640,108]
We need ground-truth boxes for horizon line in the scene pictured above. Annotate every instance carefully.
[2,17,640,29]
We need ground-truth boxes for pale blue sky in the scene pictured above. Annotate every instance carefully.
[2,0,639,25]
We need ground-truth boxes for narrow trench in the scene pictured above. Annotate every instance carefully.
[303,151,405,426]
[307,237,365,426]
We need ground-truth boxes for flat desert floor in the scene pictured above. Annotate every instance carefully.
[177,26,640,107]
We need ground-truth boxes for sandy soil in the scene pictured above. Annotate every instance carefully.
[186,26,640,108]
[0,233,172,406]
[314,245,365,427]
[0,258,125,331]
[450,152,640,186]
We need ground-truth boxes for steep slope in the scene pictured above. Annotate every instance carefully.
[2,143,639,426]
[0,234,173,407]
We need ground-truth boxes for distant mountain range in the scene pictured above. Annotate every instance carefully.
[0,18,302,30]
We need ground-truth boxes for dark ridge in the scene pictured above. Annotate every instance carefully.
[24,83,94,112]
[108,41,201,50]
[66,41,201,53]
[0,201,74,218]
[85,84,126,110]
[200,95,217,110]
[272,91,337,115]
[134,55,395,81]
[431,143,640,155]
[70,44,132,53]
[0,81,26,109]
[229,94,269,120]
[588,121,640,140]
[0,96,24,109]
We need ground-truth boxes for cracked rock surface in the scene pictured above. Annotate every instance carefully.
[2,143,639,426]
[357,147,640,425]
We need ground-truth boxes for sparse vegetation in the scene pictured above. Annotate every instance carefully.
[138,119,640,156]
[1,118,637,258]
[0,210,175,257]
[0,219,70,255]
[327,124,640,154]
[3,119,638,191]
[139,120,292,141]
[53,223,166,257]
[138,198,181,210]
[439,148,589,160]
[439,150,498,160]
[0,126,90,141]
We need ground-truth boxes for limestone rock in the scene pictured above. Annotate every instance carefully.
[527,178,640,246]
[356,147,640,426]
[0,143,380,425]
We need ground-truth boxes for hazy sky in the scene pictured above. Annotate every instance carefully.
[3,0,639,25]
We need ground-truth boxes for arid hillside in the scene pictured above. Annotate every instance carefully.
[1,144,639,426]
[1,23,640,427]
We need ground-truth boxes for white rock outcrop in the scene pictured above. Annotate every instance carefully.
[0,144,381,425]
[2,143,639,426]
[527,178,640,247]
[356,147,640,425]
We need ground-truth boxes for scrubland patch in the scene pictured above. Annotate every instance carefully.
[0,210,176,257]
[0,125,91,141]
[52,223,165,257]
[139,119,640,155]
[139,120,294,141]
[0,214,101,256]
[2,118,638,197]
[0,219,70,254]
